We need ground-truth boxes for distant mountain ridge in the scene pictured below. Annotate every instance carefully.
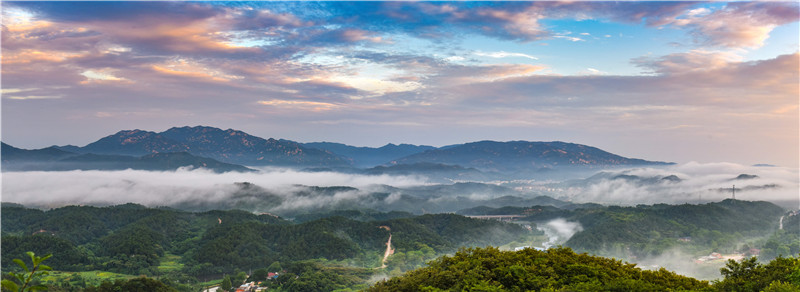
[393,140,672,171]
[57,126,349,167]
[302,142,436,167]
[1,142,251,172]
[4,126,672,172]
[1,143,75,162]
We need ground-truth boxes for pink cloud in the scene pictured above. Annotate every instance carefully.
[631,50,742,75]
[671,2,799,49]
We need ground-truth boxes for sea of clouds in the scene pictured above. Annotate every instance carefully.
[2,162,797,211]
[565,162,799,208]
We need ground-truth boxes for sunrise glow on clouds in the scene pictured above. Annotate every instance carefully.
[1,1,798,166]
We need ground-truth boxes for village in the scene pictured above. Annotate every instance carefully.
[203,272,281,292]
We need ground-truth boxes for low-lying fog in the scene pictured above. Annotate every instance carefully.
[2,162,797,212]
[1,167,427,211]
[557,162,799,209]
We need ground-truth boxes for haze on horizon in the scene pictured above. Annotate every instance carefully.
[2,1,798,167]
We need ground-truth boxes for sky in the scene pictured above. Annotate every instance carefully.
[1,1,799,167]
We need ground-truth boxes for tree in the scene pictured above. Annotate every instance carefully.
[762,281,800,292]
[232,271,247,286]
[267,261,282,272]
[368,246,709,291]
[83,278,177,292]
[1,251,52,292]
[248,268,268,283]
[220,275,232,292]
[714,256,800,292]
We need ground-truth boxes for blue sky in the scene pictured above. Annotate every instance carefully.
[2,1,798,166]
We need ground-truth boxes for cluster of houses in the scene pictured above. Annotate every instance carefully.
[234,282,259,292]
[694,252,745,264]
[229,273,281,292]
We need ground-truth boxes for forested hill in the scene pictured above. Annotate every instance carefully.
[461,199,789,259]
[369,246,710,291]
[564,200,785,256]
[2,202,799,291]
[368,246,800,291]
[1,204,530,278]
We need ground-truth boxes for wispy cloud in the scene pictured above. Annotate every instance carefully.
[474,51,538,60]
[553,35,585,42]
[258,100,341,112]
[4,95,62,100]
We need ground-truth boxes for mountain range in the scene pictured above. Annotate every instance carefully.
[393,140,670,171]
[302,142,436,167]
[1,143,252,173]
[2,126,671,173]
[57,126,349,167]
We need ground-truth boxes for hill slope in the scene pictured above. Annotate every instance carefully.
[2,143,252,172]
[303,142,436,167]
[368,246,710,291]
[393,140,671,172]
[1,142,76,162]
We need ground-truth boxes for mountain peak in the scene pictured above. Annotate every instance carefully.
[81,129,187,155]
[71,126,349,167]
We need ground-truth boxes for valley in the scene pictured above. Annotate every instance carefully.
[1,126,798,291]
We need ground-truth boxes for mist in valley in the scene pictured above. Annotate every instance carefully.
[548,162,799,209]
[3,162,796,213]
[1,167,426,212]
[536,218,584,249]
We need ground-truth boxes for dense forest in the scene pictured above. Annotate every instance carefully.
[462,199,797,260]
[2,200,798,291]
[1,203,534,291]
[369,246,800,291]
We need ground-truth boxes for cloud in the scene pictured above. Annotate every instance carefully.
[631,50,743,75]
[537,218,584,248]
[258,99,341,112]
[553,35,584,42]
[451,52,798,108]
[150,62,243,83]
[319,2,551,42]
[445,56,465,62]
[474,51,538,60]
[4,95,62,100]
[584,68,606,75]
[561,162,799,206]
[669,2,800,49]
[228,8,310,30]
[7,2,219,23]
[80,69,130,84]
[0,168,427,212]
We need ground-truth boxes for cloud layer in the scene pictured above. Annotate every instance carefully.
[0,168,427,211]
[559,163,799,208]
